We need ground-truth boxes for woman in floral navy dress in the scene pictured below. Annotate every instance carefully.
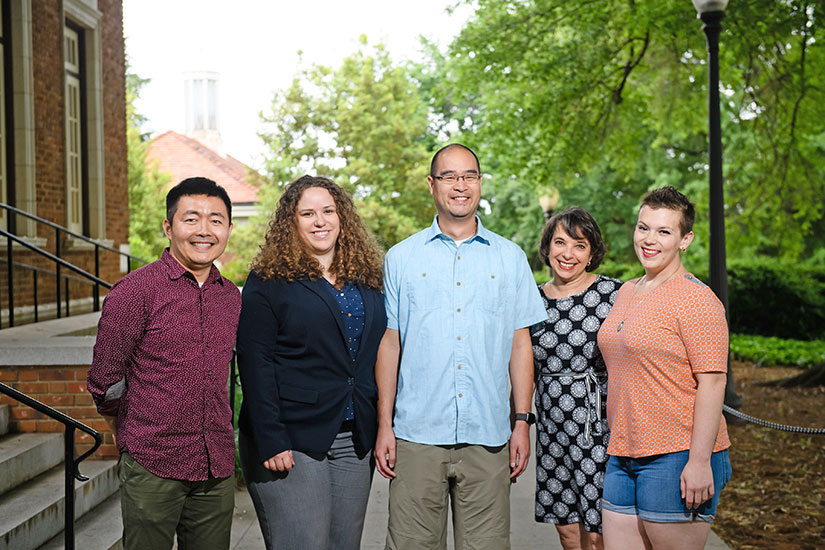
[531,207,621,550]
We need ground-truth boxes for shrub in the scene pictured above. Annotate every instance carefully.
[730,334,825,368]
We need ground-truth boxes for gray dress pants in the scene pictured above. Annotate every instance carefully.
[239,430,373,550]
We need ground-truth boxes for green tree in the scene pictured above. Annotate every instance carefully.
[126,68,169,261]
[435,0,825,264]
[258,37,436,248]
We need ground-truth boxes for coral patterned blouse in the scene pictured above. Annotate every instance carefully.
[598,273,730,458]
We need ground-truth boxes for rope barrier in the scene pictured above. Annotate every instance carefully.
[723,404,825,435]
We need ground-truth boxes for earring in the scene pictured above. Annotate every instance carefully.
[587,259,592,266]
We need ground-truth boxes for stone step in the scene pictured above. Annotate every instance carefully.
[39,491,123,550]
[0,433,63,496]
[0,404,8,435]
[0,459,119,550]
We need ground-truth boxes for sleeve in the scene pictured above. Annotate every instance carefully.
[382,249,401,331]
[236,272,291,460]
[512,249,549,330]
[677,285,729,374]
[86,279,146,417]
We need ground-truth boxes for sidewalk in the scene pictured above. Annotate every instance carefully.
[229,472,730,549]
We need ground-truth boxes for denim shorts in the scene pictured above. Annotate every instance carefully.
[602,449,731,523]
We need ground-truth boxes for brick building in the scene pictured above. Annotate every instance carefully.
[1,0,128,326]
[0,0,127,460]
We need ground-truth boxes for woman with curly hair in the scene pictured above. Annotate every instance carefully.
[237,175,387,549]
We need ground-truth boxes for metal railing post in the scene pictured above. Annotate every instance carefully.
[65,278,70,317]
[55,228,62,319]
[230,351,237,426]
[33,270,39,322]
[64,425,76,550]
[5,233,12,328]
[93,245,100,311]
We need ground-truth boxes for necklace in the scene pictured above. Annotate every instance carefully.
[616,276,646,332]
[616,270,683,331]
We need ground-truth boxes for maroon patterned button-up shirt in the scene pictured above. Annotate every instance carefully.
[87,249,241,480]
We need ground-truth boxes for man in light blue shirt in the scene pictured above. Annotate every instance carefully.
[375,144,547,550]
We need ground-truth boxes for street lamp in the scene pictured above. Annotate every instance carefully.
[693,0,742,409]
[538,187,560,221]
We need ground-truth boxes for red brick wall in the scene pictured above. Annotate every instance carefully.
[1,1,129,318]
[0,365,117,459]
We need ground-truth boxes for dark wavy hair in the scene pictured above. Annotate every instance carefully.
[250,175,383,289]
[539,206,607,272]
[640,186,695,236]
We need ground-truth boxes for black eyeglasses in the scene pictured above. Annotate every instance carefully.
[434,174,481,184]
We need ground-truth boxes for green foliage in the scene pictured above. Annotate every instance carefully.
[730,334,825,368]
[126,67,169,261]
[258,38,436,248]
[726,259,825,341]
[437,0,825,264]
[217,181,282,286]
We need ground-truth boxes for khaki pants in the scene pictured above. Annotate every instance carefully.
[386,439,511,550]
[119,452,234,550]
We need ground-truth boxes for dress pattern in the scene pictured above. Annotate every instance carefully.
[530,275,621,532]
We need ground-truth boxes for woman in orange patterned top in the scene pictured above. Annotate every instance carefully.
[597,187,731,550]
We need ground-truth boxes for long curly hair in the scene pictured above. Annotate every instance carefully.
[250,175,384,290]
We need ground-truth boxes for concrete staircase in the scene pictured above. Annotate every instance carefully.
[0,403,122,550]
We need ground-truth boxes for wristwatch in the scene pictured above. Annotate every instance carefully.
[514,412,536,425]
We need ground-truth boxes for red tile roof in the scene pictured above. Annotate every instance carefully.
[147,131,260,204]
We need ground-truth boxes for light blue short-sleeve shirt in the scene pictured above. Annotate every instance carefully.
[384,216,547,446]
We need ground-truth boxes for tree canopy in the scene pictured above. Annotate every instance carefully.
[126,68,169,262]
[258,37,438,249]
[433,0,825,264]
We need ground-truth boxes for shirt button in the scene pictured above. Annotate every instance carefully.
[457,365,462,370]
[348,313,352,317]
[457,336,461,341]
[206,343,211,348]
[347,377,354,386]
[207,371,212,376]
[458,393,463,398]
[204,429,209,434]
[348,338,353,343]
[456,308,461,312]
[491,274,496,279]
[457,256,461,260]
[206,400,210,405]
[456,282,461,286]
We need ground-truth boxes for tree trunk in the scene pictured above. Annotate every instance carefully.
[760,362,825,387]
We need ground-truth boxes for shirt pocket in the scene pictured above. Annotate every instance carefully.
[480,272,504,314]
[406,274,447,311]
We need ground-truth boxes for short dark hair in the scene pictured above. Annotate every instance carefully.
[640,186,695,236]
[539,206,607,272]
[430,143,481,177]
[166,177,232,223]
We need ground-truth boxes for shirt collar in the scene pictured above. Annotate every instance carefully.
[160,248,224,285]
[425,215,492,246]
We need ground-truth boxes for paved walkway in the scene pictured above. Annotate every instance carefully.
[229,472,730,549]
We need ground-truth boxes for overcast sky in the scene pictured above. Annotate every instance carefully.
[123,0,472,169]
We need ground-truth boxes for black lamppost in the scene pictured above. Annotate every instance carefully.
[693,0,742,409]
[539,187,560,221]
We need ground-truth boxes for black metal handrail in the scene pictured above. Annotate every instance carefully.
[1,202,147,328]
[0,257,99,323]
[0,382,103,550]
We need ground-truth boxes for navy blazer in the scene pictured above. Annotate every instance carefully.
[237,271,387,463]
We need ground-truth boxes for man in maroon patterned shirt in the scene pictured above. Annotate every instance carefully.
[88,177,241,550]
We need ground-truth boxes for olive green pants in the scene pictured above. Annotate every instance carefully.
[386,439,511,550]
[118,452,234,550]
